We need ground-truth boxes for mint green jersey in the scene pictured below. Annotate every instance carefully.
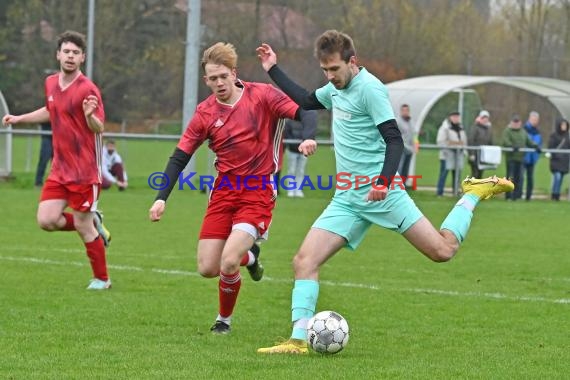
[315,68,395,193]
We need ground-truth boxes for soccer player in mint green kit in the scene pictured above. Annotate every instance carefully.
[256,30,514,354]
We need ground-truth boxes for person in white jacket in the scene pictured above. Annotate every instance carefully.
[102,140,128,191]
[436,111,468,196]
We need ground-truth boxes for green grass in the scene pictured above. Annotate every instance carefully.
[1,138,569,379]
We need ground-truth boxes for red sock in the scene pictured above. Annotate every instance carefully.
[61,212,75,231]
[239,251,253,266]
[85,236,109,281]
[218,271,241,318]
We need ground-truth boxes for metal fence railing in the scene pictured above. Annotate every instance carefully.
[2,129,569,199]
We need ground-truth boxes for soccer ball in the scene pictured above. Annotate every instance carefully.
[307,310,350,354]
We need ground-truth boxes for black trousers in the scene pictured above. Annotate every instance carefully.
[506,160,523,200]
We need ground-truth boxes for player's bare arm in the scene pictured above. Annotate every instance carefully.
[256,43,277,72]
[2,107,50,126]
[83,95,104,133]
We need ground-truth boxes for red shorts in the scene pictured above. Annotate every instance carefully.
[40,179,101,212]
[199,174,276,240]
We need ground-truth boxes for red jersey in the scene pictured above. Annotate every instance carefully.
[45,72,105,185]
[177,80,298,175]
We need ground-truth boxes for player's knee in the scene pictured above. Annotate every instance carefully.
[198,268,219,278]
[430,253,452,263]
[219,255,241,274]
[292,252,318,274]
[428,246,455,262]
[292,253,304,272]
[197,263,219,278]
[37,221,54,231]
[37,216,58,231]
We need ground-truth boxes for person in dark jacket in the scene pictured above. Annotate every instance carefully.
[502,115,540,200]
[547,118,570,201]
[283,110,318,197]
[35,122,53,187]
[468,110,493,178]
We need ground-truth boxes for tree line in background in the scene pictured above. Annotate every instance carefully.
[1,0,569,138]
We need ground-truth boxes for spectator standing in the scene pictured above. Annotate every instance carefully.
[547,118,570,201]
[523,111,542,200]
[35,121,53,187]
[284,110,318,197]
[468,110,493,179]
[502,115,540,200]
[436,111,467,196]
[396,104,416,182]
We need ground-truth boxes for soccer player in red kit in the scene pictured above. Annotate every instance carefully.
[2,30,112,290]
[149,42,317,334]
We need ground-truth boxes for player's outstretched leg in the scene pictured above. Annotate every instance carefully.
[461,175,514,200]
[93,210,112,247]
[441,175,514,243]
[246,243,264,281]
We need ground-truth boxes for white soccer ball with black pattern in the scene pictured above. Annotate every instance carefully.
[306,310,350,354]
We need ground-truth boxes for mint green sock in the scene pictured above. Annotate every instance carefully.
[440,194,479,243]
[290,279,319,340]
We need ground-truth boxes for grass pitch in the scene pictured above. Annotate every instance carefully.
[1,138,569,379]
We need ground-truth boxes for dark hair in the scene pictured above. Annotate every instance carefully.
[57,30,87,52]
[555,118,569,133]
[401,104,409,109]
[314,30,356,63]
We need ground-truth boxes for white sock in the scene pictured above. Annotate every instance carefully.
[216,314,232,325]
[245,251,255,266]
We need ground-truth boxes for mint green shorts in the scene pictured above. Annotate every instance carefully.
[312,187,423,250]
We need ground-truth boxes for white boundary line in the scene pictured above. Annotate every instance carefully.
[4,246,183,260]
[2,255,569,305]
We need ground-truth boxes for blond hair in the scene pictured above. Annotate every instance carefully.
[201,42,238,71]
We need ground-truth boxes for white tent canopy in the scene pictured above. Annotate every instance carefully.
[386,75,570,131]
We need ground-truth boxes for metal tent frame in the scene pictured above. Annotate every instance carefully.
[0,90,12,178]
